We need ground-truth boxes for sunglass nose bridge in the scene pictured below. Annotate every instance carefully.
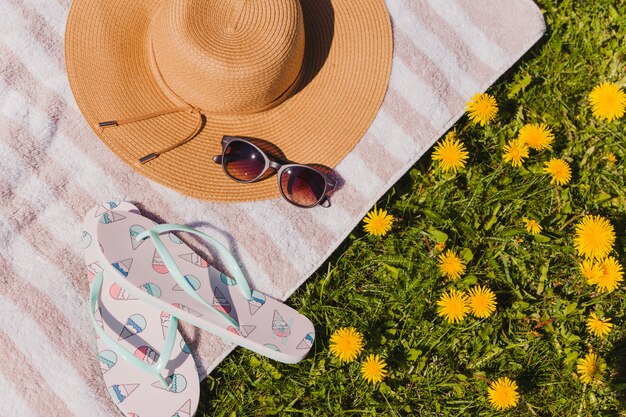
[268,160,282,171]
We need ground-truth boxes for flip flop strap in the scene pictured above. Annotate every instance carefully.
[89,271,178,388]
[136,224,253,330]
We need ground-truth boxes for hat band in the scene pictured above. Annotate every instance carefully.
[95,34,305,165]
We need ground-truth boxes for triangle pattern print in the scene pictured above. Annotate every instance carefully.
[111,258,133,278]
[297,332,315,350]
[227,324,256,338]
[172,399,192,417]
[248,290,266,316]
[212,287,231,314]
[151,374,188,393]
[99,211,127,224]
[272,310,291,338]
[178,253,209,268]
[129,225,146,250]
[119,314,147,340]
[107,383,139,404]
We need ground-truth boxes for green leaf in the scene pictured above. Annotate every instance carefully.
[427,226,448,243]
[507,73,532,98]
[382,263,400,279]
[459,247,474,262]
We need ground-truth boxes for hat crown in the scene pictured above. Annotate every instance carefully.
[150,0,305,114]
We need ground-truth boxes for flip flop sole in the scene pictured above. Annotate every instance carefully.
[89,206,315,364]
[84,202,200,417]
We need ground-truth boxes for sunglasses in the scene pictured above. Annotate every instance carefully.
[212,136,337,208]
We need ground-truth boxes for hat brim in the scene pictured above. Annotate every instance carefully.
[65,0,393,202]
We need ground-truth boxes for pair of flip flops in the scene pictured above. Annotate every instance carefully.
[82,202,315,417]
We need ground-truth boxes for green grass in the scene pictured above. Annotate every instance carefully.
[197,1,626,415]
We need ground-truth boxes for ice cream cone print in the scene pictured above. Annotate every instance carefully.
[171,400,192,417]
[87,262,103,284]
[212,287,232,314]
[81,231,92,249]
[272,310,291,338]
[248,290,266,316]
[97,350,117,374]
[109,283,137,301]
[172,275,201,292]
[152,250,168,274]
[134,345,160,365]
[227,325,256,338]
[264,343,280,352]
[94,204,110,217]
[119,314,147,340]
[107,383,139,404]
[111,258,133,278]
[160,312,171,339]
[139,282,162,298]
[129,225,146,250]
[178,253,209,268]
[152,374,187,393]
[297,332,315,350]
[99,211,127,224]
[220,273,237,286]
[172,303,203,317]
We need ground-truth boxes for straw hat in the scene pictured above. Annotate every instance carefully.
[65,0,393,202]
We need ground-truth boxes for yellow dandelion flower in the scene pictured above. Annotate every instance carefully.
[543,158,571,185]
[432,132,469,174]
[360,354,387,384]
[518,123,554,151]
[487,377,520,411]
[437,250,467,280]
[363,208,394,236]
[580,259,602,285]
[329,327,364,362]
[606,152,617,165]
[502,139,529,167]
[573,215,615,260]
[466,93,498,126]
[523,218,542,235]
[467,285,497,318]
[589,82,626,122]
[576,353,606,384]
[434,241,446,254]
[437,288,469,324]
[594,256,624,293]
[586,312,613,338]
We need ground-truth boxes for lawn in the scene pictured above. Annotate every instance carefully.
[198,1,626,415]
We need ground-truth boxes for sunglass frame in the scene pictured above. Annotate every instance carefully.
[214,136,336,208]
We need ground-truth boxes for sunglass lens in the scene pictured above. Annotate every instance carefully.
[223,141,266,181]
[280,166,326,207]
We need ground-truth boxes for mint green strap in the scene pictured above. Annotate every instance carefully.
[135,224,252,329]
[90,272,176,388]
